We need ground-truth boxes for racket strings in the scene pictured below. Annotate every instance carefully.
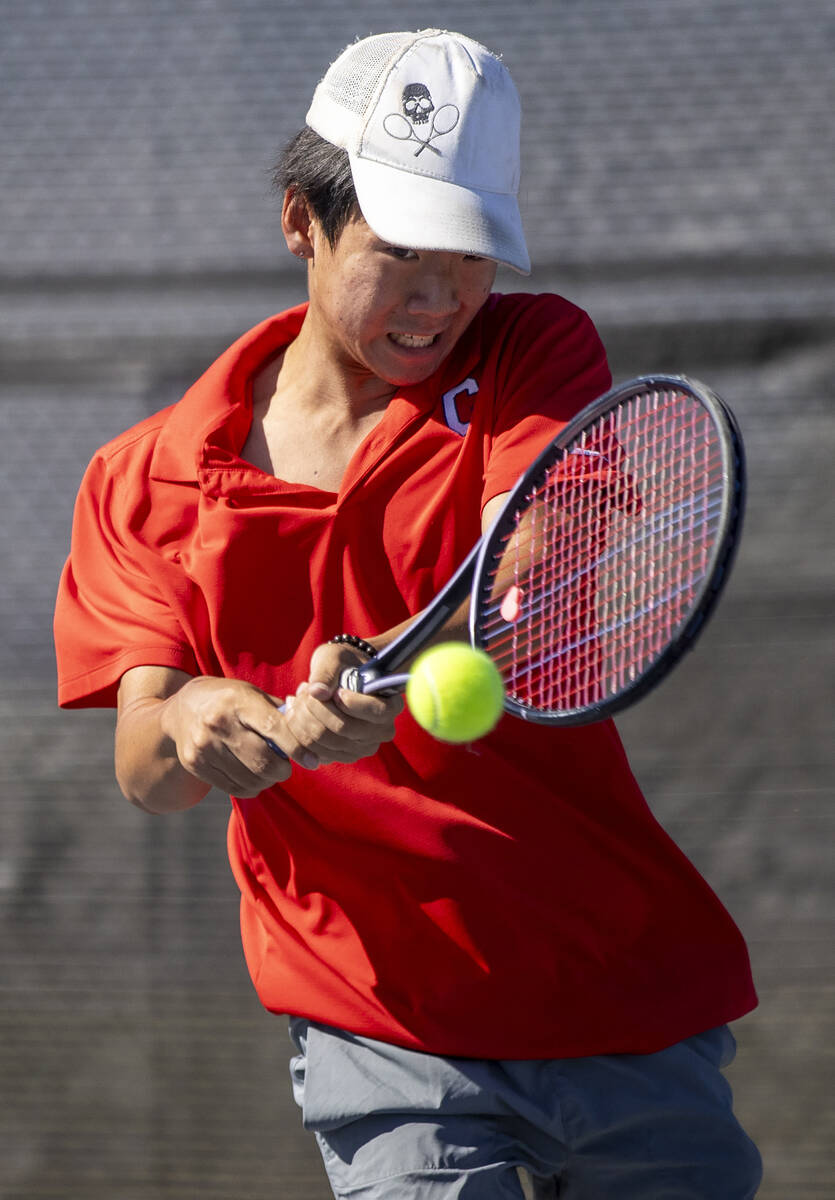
[479,389,727,713]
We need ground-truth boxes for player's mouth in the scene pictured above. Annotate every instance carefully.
[388,332,441,349]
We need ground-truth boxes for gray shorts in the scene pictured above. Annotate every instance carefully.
[288,1019,762,1199]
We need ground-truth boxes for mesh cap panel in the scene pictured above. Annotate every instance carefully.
[319,32,414,116]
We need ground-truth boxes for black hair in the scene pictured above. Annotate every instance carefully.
[273,127,360,248]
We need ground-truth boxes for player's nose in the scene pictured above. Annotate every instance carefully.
[405,256,462,318]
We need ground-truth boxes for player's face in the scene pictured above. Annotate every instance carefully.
[306,214,497,388]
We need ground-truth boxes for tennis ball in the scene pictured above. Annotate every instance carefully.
[406,643,505,744]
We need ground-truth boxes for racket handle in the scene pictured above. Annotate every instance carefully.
[340,665,362,691]
[264,733,287,759]
[264,699,289,759]
[263,668,406,762]
[260,673,371,761]
[340,665,409,695]
[263,672,367,760]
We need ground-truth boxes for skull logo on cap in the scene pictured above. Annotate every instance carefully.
[402,83,434,125]
[383,84,460,157]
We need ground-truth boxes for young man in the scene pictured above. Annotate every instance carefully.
[55,29,762,1199]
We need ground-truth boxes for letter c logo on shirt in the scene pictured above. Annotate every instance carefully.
[442,378,479,436]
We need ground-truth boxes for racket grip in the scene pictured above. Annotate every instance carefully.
[265,737,286,759]
[340,665,362,691]
[339,663,407,695]
[262,671,364,760]
[261,676,365,759]
[265,700,289,759]
[263,666,390,761]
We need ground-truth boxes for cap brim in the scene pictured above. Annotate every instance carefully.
[350,155,531,275]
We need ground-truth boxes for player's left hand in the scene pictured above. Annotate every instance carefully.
[283,642,403,766]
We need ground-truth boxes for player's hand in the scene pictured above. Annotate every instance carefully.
[283,642,404,766]
[161,675,316,796]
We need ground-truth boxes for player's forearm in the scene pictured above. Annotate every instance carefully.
[115,695,210,814]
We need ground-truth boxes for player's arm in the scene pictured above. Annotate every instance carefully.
[115,666,307,812]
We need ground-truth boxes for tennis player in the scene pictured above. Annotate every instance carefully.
[55,29,762,1199]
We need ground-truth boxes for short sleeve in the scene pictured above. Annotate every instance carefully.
[481,295,612,509]
[54,451,199,709]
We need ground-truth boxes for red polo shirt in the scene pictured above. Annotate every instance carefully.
[55,293,756,1058]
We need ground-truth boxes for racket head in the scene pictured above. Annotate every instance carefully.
[431,103,460,135]
[382,113,414,140]
[470,376,745,725]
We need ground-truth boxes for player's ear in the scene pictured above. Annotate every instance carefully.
[282,188,315,260]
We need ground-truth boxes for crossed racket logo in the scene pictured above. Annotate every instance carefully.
[383,83,460,157]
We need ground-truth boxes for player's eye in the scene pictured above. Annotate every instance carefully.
[386,245,419,261]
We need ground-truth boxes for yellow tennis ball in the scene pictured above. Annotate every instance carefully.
[406,643,505,744]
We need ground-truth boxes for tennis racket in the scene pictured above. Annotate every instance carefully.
[383,104,460,156]
[338,374,745,726]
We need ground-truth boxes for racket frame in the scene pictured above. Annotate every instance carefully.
[469,374,746,725]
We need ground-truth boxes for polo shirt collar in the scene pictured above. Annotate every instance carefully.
[149,304,308,484]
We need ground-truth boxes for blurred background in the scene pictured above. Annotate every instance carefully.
[1,1,833,1196]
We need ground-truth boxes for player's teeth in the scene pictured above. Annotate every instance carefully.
[391,333,436,347]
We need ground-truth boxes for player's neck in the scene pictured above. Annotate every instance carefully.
[244,334,393,489]
[279,314,396,425]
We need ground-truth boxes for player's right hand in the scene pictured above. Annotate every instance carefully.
[161,675,318,795]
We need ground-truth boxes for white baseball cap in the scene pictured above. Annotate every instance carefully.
[306,29,531,274]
